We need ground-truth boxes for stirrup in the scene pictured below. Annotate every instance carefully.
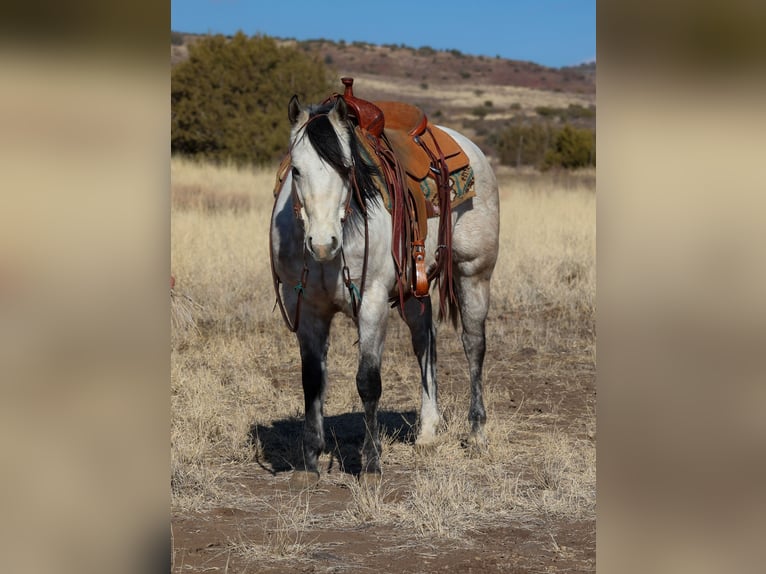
[412,240,429,297]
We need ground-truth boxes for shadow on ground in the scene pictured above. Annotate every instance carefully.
[250,410,417,475]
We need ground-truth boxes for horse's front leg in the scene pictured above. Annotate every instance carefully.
[296,311,331,474]
[403,296,441,445]
[355,285,390,474]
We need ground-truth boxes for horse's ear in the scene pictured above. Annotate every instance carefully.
[331,96,348,123]
[288,95,305,125]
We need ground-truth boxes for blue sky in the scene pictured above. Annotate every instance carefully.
[171,0,595,68]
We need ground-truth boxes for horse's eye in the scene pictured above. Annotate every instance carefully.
[292,167,300,178]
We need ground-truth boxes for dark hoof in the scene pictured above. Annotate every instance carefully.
[463,431,488,457]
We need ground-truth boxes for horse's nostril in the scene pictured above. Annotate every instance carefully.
[331,236,338,249]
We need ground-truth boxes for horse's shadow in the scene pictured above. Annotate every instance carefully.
[249,410,417,476]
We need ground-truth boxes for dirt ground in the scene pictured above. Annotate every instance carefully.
[171,312,595,573]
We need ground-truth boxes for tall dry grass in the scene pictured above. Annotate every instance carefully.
[171,157,277,337]
[171,156,595,557]
[491,166,596,354]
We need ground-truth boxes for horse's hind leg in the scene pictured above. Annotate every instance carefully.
[296,312,331,473]
[403,296,440,445]
[455,271,492,448]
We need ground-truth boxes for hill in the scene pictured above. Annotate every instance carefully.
[172,33,594,100]
[171,33,596,166]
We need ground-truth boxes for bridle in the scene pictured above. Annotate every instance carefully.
[270,113,371,332]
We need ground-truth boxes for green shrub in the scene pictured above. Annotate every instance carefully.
[171,32,331,166]
[490,121,595,169]
[490,122,556,167]
[566,103,596,119]
[535,104,596,122]
[543,124,596,169]
[535,105,558,118]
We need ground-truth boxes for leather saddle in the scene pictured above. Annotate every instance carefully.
[377,100,469,187]
[339,78,470,213]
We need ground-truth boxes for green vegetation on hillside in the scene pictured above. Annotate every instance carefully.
[170,32,595,170]
[489,121,595,170]
[543,124,596,169]
[535,103,596,121]
[171,32,331,166]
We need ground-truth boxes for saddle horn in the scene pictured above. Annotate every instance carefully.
[340,77,385,137]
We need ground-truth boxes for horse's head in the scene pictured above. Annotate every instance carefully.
[287,95,354,263]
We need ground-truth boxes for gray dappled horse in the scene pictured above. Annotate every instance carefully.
[270,95,499,479]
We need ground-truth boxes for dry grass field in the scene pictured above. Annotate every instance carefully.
[171,156,595,573]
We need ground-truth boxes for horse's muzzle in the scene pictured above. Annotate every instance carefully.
[307,235,340,262]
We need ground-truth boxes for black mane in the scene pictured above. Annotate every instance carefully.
[303,103,381,228]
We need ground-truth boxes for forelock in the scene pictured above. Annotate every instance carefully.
[302,109,351,175]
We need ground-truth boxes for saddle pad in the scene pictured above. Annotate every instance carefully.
[416,164,475,214]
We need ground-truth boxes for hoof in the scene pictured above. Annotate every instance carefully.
[289,470,320,490]
[464,431,488,456]
[414,438,438,454]
[414,428,441,453]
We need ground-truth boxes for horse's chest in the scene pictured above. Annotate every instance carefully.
[315,266,343,299]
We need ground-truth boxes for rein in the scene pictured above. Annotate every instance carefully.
[417,126,457,317]
[269,192,308,333]
[341,168,370,318]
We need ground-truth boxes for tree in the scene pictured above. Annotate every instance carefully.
[171,32,332,165]
[543,124,595,169]
[490,122,555,168]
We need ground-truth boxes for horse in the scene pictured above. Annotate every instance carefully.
[269,94,499,479]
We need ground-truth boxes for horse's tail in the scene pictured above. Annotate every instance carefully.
[441,286,460,330]
[436,274,460,329]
